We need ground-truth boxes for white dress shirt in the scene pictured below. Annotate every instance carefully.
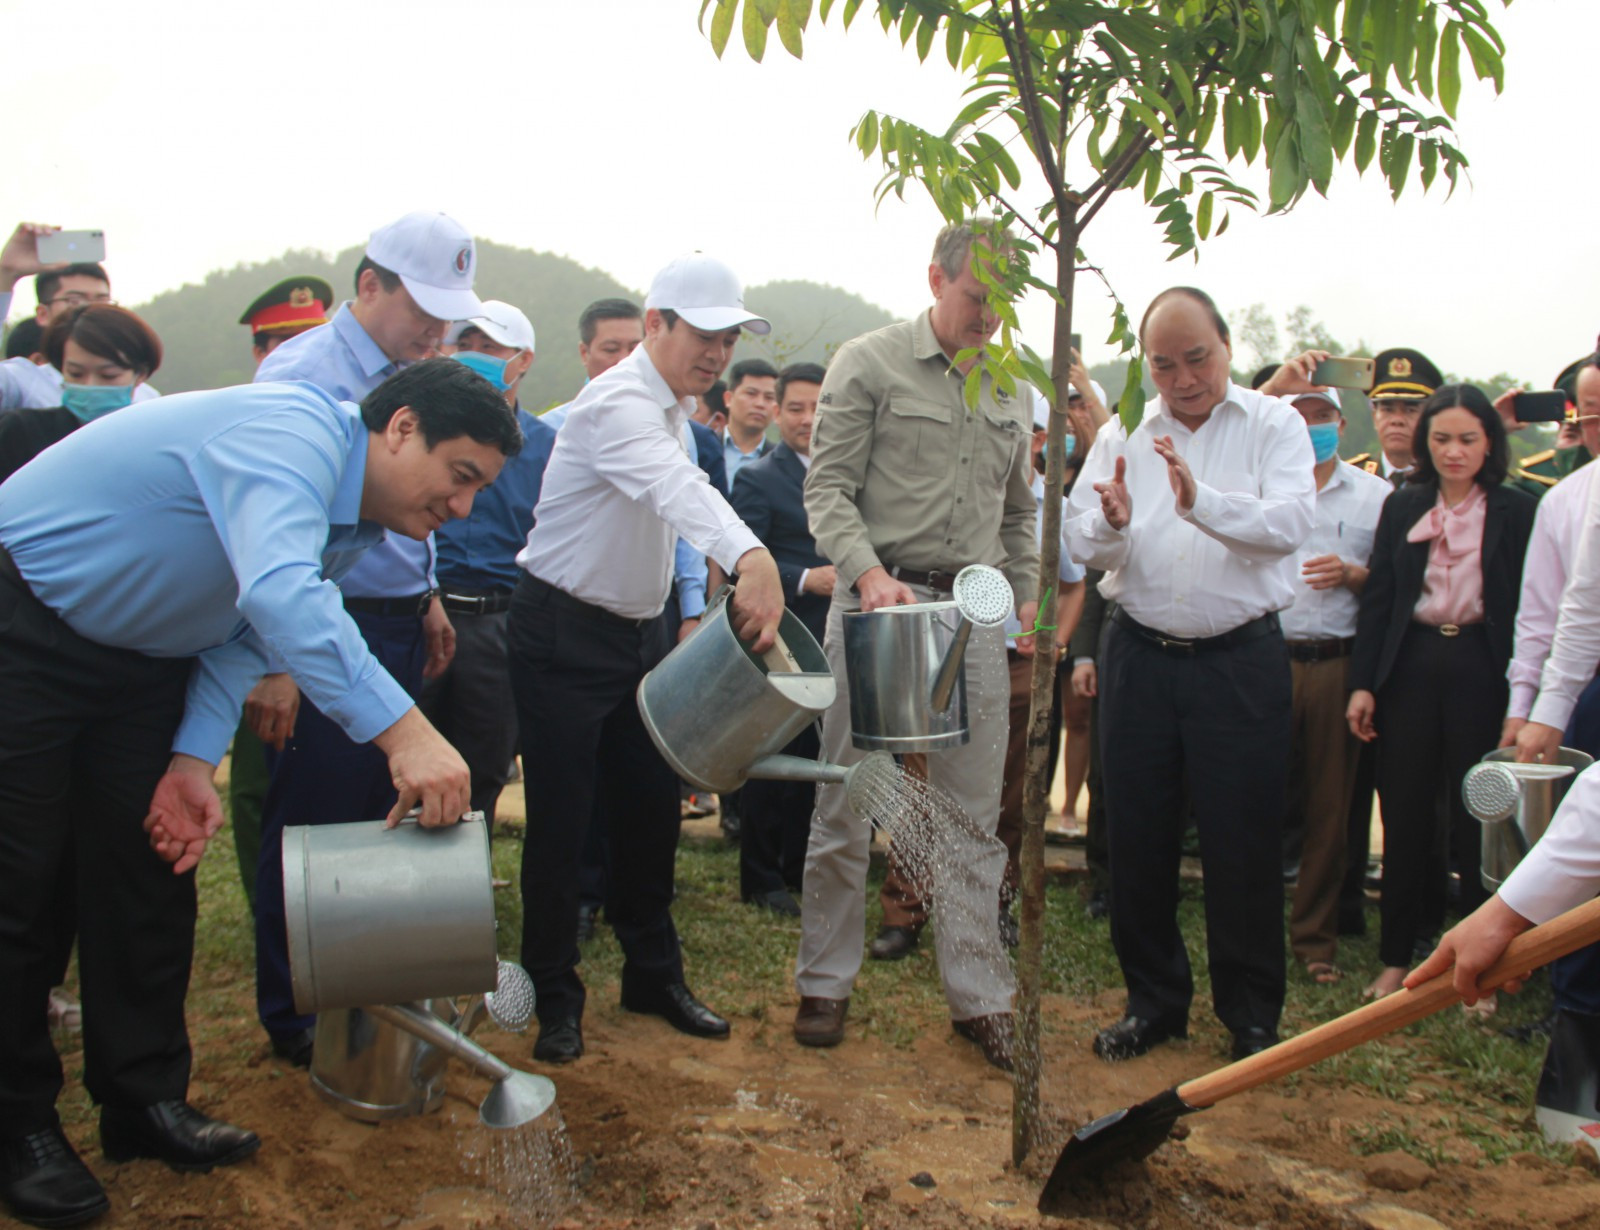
[1063,383,1316,638]
[517,344,762,620]
[1499,758,1600,924]
[1507,463,1597,720]
[1279,460,1391,641]
[1531,462,1600,731]
[1003,473,1085,639]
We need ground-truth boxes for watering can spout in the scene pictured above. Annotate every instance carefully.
[928,565,1014,712]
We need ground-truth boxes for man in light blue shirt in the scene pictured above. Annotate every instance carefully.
[249,211,490,1065]
[0,359,519,1226]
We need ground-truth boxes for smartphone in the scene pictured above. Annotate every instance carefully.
[1513,390,1571,424]
[1069,332,1082,357]
[1310,356,1376,391]
[36,229,105,265]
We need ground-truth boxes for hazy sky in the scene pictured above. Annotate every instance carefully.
[4,0,1590,384]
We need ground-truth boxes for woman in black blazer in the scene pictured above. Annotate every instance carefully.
[1345,385,1536,1001]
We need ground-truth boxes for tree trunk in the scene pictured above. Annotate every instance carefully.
[1012,208,1079,1166]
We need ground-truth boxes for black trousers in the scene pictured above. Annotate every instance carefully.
[419,606,519,820]
[508,575,684,1024]
[1099,620,1290,1034]
[0,564,195,1135]
[1374,625,1503,967]
[739,724,817,900]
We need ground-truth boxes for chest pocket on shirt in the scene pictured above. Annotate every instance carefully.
[975,407,1026,489]
[881,396,954,478]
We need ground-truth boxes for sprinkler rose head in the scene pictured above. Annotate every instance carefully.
[485,960,536,1034]
[844,751,900,820]
[951,565,1014,628]
[1462,763,1520,824]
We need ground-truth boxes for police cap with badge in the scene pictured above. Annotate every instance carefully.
[240,276,334,342]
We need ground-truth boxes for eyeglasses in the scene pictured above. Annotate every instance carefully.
[47,293,116,308]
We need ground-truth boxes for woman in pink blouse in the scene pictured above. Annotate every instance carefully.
[1346,385,1537,1000]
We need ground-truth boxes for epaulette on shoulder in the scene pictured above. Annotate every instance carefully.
[1345,453,1371,467]
[1515,469,1560,488]
[1522,448,1558,468]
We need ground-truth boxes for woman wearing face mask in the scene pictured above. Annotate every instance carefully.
[1345,385,1536,1003]
[0,303,163,480]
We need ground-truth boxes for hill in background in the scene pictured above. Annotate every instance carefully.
[118,242,897,413]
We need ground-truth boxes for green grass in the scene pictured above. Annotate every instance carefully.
[49,807,1563,1175]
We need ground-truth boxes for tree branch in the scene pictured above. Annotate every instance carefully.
[996,0,1073,220]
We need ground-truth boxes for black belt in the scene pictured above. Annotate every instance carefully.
[1285,636,1355,663]
[1112,608,1281,656]
[343,589,435,617]
[523,574,651,628]
[441,588,513,616]
[884,565,971,594]
[1411,619,1485,639]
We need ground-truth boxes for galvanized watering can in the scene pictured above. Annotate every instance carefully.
[637,588,896,813]
[843,564,1014,752]
[284,816,555,1130]
[1463,747,1593,892]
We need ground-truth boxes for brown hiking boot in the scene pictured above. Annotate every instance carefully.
[793,996,849,1047]
[953,1012,1015,1072]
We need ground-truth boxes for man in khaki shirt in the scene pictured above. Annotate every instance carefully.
[794,220,1040,1070]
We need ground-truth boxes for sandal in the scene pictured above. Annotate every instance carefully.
[1305,961,1342,985]
[47,988,82,1034]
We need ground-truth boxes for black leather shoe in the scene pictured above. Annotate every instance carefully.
[268,1028,314,1069]
[532,1017,584,1064]
[953,1013,1015,1072]
[1092,1014,1187,1061]
[100,1101,259,1174]
[0,1126,108,1228]
[868,925,921,961]
[621,983,730,1039]
[1084,890,1110,920]
[1230,1027,1278,1060]
[575,903,600,945]
[749,889,801,917]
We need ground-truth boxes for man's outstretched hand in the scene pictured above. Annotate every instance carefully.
[144,754,224,874]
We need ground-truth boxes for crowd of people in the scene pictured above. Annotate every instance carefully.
[1,209,1598,1227]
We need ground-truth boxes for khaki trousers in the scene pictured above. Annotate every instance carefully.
[1287,654,1360,964]
[797,586,1013,1019]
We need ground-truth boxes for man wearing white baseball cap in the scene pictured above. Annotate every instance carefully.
[509,252,784,1063]
[250,210,487,1065]
[423,301,555,826]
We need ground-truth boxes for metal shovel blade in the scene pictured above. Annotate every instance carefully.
[1038,1089,1195,1213]
[480,1070,559,1131]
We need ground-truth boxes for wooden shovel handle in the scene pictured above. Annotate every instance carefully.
[1178,895,1600,1109]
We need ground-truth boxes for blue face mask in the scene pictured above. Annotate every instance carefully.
[1307,421,1341,463]
[61,382,136,423]
[452,349,514,392]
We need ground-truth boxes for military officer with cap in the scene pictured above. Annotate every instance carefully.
[1355,348,1444,487]
[241,276,333,365]
[226,275,336,910]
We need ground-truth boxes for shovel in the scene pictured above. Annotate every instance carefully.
[1039,895,1600,1213]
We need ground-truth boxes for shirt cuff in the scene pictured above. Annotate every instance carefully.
[705,524,766,575]
[1073,655,1094,667]
[796,568,810,599]
[321,664,416,746]
[1529,692,1578,733]
[1507,682,1537,722]
[678,584,707,620]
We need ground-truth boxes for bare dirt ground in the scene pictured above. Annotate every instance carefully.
[36,771,1600,1230]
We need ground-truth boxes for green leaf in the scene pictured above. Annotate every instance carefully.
[1196,190,1213,240]
[1118,356,1146,433]
[1387,129,1414,199]
[1242,96,1262,164]
[742,0,769,60]
[915,11,937,62]
[1413,3,1437,96]
[1123,99,1164,139]
[1222,92,1241,162]
[1461,24,1504,92]
[1267,125,1301,211]
[1418,137,1438,190]
[1294,80,1334,194]
[776,0,805,58]
[963,361,984,411]
[1354,109,1378,173]
[1331,94,1358,159]
[1197,90,1219,149]
[856,110,879,155]
[709,0,736,57]
[1438,22,1462,117]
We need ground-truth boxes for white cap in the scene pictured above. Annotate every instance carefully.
[366,211,486,322]
[1032,380,1109,428]
[1292,388,1342,412]
[445,301,535,352]
[645,252,770,335]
